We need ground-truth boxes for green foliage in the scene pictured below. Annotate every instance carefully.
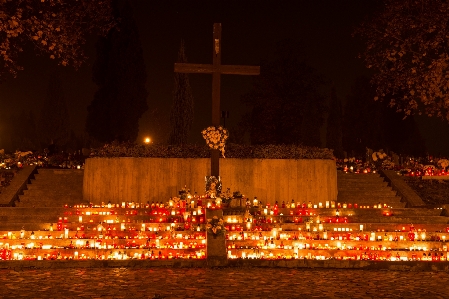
[0,0,114,78]
[86,0,148,143]
[89,142,334,159]
[355,0,449,120]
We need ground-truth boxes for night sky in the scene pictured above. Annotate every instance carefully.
[0,0,448,155]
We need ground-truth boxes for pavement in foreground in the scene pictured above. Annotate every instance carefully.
[0,268,448,299]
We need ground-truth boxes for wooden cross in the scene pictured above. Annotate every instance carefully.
[174,23,260,178]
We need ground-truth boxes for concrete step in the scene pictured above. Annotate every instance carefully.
[338,182,390,187]
[0,207,66,216]
[337,197,403,204]
[0,223,54,231]
[337,175,384,181]
[350,216,449,224]
[0,214,63,221]
[349,202,406,209]
[338,190,398,196]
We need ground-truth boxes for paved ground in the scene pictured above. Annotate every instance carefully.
[0,268,448,299]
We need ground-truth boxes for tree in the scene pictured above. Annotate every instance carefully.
[40,70,70,149]
[168,40,194,145]
[343,76,426,157]
[86,0,148,143]
[0,0,114,78]
[355,0,449,120]
[242,40,326,146]
[326,85,343,157]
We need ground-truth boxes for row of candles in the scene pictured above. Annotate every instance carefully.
[0,205,210,260]
[226,250,448,261]
[225,230,448,242]
[68,199,392,211]
[0,249,206,261]
[0,239,207,250]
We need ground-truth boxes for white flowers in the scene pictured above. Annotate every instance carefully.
[372,151,387,162]
[206,216,225,235]
[438,159,449,169]
[201,126,229,157]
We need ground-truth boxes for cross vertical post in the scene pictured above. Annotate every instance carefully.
[174,23,260,178]
[211,23,222,178]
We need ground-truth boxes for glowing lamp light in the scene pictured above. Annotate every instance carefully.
[144,137,151,144]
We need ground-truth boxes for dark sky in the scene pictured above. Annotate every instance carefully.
[0,0,448,154]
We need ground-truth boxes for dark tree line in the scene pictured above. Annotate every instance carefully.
[86,0,148,144]
[0,70,81,153]
[241,40,326,147]
[343,76,426,158]
[235,40,426,158]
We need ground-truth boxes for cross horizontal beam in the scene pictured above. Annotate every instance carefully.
[174,63,260,75]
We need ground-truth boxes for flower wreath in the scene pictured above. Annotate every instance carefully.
[201,126,229,157]
[206,216,225,236]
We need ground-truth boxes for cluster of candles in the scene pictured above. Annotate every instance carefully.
[0,250,206,261]
[0,205,208,261]
[224,208,449,261]
[246,200,391,214]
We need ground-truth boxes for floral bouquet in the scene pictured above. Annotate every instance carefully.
[206,216,225,237]
[178,185,191,200]
[201,126,229,157]
[438,159,449,170]
[219,188,233,205]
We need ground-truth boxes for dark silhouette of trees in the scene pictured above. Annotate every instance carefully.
[40,70,70,149]
[343,76,426,157]
[242,40,326,146]
[0,0,114,78]
[168,41,194,145]
[326,85,343,157]
[86,0,148,143]
[355,0,449,120]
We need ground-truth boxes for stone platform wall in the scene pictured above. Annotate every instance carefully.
[83,158,337,205]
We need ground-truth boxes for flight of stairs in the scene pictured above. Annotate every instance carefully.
[337,171,448,225]
[16,169,86,208]
[337,172,405,208]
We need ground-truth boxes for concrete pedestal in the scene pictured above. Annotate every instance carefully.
[206,209,228,266]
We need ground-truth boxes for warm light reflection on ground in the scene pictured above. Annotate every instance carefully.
[0,267,448,298]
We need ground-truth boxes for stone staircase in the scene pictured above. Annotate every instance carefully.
[336,171,448,225]
[16,169,87,208]
[337,172,406,208]
[0,169,87,233]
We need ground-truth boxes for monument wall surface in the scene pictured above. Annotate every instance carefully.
[83,158,337,205]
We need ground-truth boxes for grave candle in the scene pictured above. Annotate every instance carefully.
[326,201,329,208]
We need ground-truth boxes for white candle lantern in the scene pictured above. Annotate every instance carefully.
[253,197,259,207]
